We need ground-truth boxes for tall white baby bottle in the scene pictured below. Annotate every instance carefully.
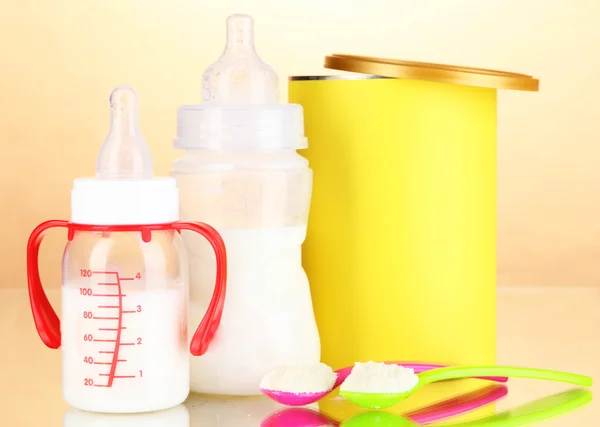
[26,86,227,413]
[171,14,320,395]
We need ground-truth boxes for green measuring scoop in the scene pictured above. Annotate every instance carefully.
[340,365,593,409]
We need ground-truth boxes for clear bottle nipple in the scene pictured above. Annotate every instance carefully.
[96,86,154,179]
[202,14,279,104]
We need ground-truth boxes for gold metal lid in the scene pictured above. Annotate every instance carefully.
[324,54,539,91]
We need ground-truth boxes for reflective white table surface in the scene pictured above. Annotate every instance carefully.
[1,287,598,426]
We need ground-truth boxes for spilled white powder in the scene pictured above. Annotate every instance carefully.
[259,362,338,393]
[340,361,420,394]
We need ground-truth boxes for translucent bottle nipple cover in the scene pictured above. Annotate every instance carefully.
[71,85,178,225]
[175,14,307,150]
[96,85,154,179]
[202,14,279,104]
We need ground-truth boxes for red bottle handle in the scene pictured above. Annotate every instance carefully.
[26,220,227,356]
[172,221,227,356]
[27,220,69,349]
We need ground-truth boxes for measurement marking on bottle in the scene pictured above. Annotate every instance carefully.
[81,271,142,389]
[99,374,136,378]
[105,273,125,387]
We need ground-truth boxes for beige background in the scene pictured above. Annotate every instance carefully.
[1,0,599,289]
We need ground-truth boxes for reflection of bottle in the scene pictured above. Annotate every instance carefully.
[63,404,190,427]
[187,394,317,427]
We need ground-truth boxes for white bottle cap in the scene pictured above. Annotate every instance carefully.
[71,86,179,225]
[174,14,307,151]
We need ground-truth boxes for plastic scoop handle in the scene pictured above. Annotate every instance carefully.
[416,365,593,393]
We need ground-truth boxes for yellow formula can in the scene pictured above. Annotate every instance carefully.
[289,55,539,371]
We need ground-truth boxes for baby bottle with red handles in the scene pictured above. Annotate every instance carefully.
[26,86,227,414]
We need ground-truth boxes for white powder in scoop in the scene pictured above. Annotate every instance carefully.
[340,361,419,394]
[259,363,338,393]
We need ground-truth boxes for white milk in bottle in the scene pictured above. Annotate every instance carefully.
[171,14,320,395]
[61,285,188,412]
